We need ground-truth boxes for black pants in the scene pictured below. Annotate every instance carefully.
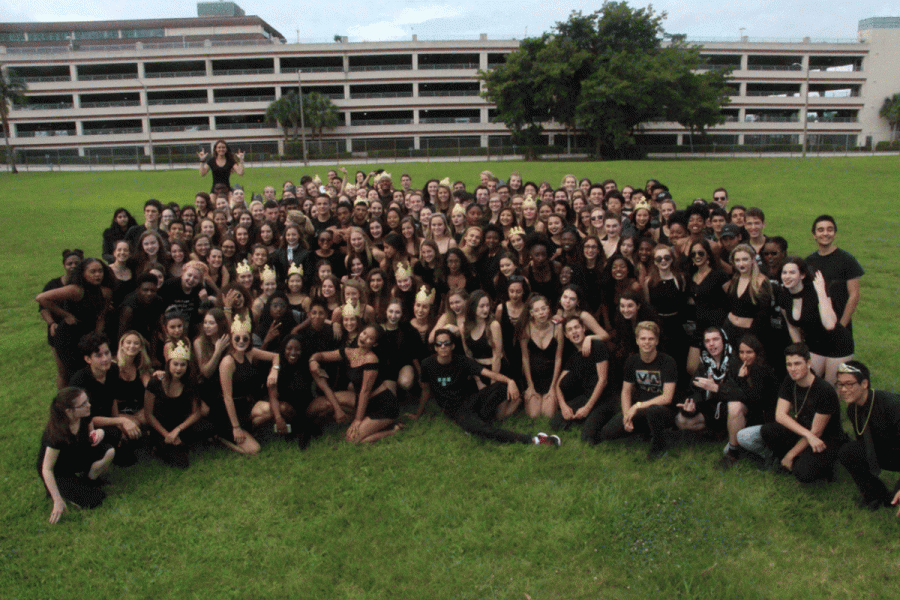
[761,422,840,483]
[598,405,675,453]
[446,383,533,444]
[838,439,900,504]
[551,394,617,443]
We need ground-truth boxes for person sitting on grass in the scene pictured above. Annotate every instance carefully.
[410,329,560,446]
[677,328,737,444]
[835,361,900,514]
[551,316,614,442]
[599,321,677,459]
[145,341,213,468]
[37,387,116,524]
[69,332,142,466]
[760,343,846,483]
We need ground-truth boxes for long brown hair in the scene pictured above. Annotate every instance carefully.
[45,387,85,446]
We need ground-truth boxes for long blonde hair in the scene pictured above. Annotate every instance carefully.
[116,331,152,377]
[727,243,769,304]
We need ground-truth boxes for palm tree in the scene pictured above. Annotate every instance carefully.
[265,91,302,140]
[0,63,27,173]
[302,91,340,155]
[880,93,900,144]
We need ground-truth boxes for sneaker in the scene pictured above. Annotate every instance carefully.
[534,432,561,446]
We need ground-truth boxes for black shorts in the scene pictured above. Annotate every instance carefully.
[365,389,400,420]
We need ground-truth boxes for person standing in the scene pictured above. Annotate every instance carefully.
[804,215,863,354]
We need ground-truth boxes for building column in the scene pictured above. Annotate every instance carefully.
[740,54,748,71]
[342,54,349,73]
[412,53,418,70]
[480,134,488,147]
[413,135,420,150]
[205,58,213,76]
[480,51,488,71]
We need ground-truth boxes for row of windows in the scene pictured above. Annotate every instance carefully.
[0,28,165,42]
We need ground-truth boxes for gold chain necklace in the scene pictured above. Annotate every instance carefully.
[854,391,876,437]
[793,382,811,417]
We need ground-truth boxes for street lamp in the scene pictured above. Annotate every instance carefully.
[298,69,308,166]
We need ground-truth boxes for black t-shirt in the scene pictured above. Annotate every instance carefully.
[70,364,120,419]
[623,352,677,403]
[120,291,166,342]
[804,248,864,321]
[847,390,900,463]
[420,354,485,412]
[777,375,843,443]
[158,277,202,328]
[562,339,609,395]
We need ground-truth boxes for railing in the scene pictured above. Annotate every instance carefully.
[78,73,137,81]
[348,64,411,72]
[215,122,271,130]
[144,70,207,78]
[696,63,740,71]
[418,90,480,97]
[13,102,73,110]
[150,124,211,132]
[418,63,479,70]
[213,68,275,76]
[148,97,208,105]
[286,66,343,73]
[420,117,480,124]
[209,39,276,47]
[143,41,207,50]
[350,119,413,126]
[745,116,800,122]
[6,46,70,54]
[348,92,413,99]
[17,75,71,82]
[809,117,858,123]
[746,64,804,71]
[82,127,143,135]
[80,100,141,108]
[723,115,739,122]
[744,91,801,97]
[213,95,276,103]
[15,130,73,137]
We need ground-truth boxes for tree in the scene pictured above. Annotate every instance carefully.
[265,91,302,140]
[0,63,27,173]
[302,91,340,155]
[480,2,731,158]
[880,93,900,143]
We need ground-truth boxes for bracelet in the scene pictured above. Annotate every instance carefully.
[272,365,280,371]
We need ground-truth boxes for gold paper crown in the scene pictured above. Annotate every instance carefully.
[235,260,252,276]
[439,177,451,186]
[312,174,322,185]
[415,285,436,305]
[394,261,413,281]
[287,263,304,277]
[260,265,277,283]
[341,300,363,319]
[521,195,537,209]
[509,226,526,238]
[374,171,392,183]
[231,315,252,335]
[451,204,466,216]
[165,340,191,362]
[354,198,369,207]
[633,199,651,212]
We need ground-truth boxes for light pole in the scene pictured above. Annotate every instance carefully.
[138,79,155,169]
[298,69,308,166]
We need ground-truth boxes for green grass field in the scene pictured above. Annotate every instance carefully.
[2,158,899,599]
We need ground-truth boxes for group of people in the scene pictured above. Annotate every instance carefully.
[35,146,900,524]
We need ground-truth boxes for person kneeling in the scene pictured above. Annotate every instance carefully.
[836,361,900,513]
[761,343,846,483]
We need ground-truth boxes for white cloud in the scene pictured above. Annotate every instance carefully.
[347,21,409,41]
[394,4,466,25]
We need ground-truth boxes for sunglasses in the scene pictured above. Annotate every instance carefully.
[714,196,726,201]
[233,335,250,343]
[654,255,673,263]
[761,251,780,257]
[690,251,706,258]
[435,340,452,348]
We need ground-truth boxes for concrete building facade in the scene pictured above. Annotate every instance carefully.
[2,6,898,160]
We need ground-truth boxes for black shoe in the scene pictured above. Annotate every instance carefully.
[113,446,138,467]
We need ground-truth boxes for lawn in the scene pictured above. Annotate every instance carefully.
[1,157,898,599]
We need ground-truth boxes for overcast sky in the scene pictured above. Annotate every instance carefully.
[1,1,896,43]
